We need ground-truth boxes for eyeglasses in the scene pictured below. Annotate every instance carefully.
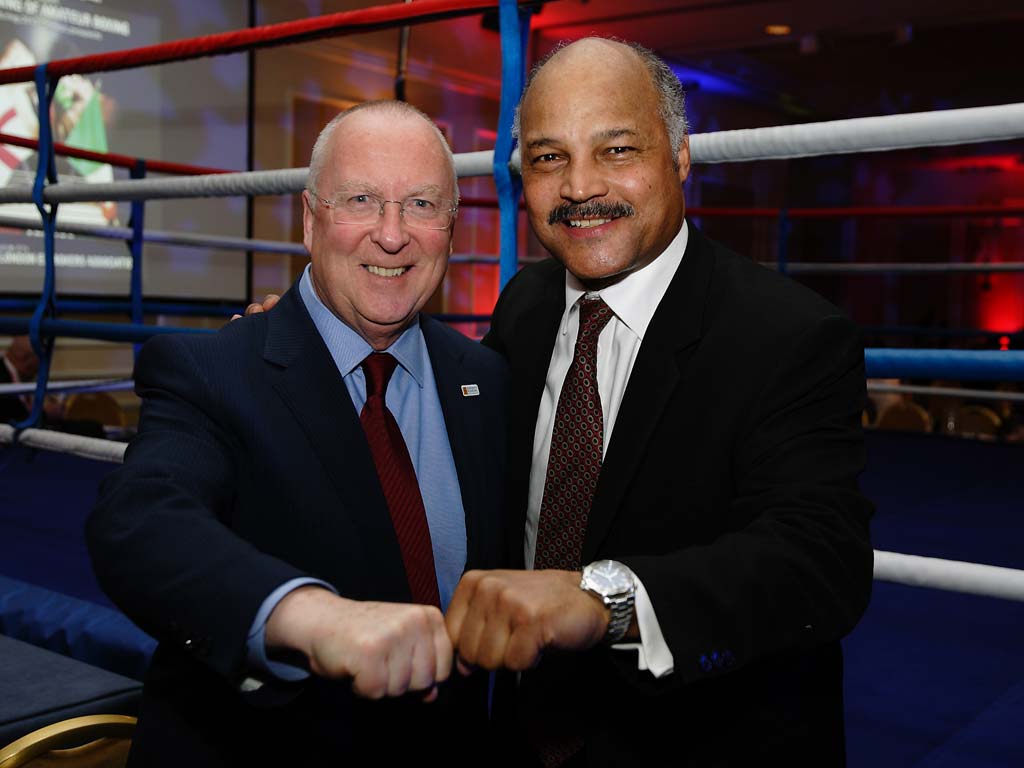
[314,192,457,230]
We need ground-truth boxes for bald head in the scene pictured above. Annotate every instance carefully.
[307,100,458,203]
[513,38,688,161]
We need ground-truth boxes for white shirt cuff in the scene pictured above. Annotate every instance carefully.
[611,576,674,678]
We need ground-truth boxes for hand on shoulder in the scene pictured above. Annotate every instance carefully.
[230,293,281,322]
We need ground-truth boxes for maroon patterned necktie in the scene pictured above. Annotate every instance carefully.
[534,295,614,571]
[360,352,440,608]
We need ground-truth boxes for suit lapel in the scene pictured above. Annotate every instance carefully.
[263,286,410,601]
[582,224,716,562]
[506,275,565,567]
[419,315,489,570]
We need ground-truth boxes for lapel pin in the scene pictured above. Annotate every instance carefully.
[461,384,480,397]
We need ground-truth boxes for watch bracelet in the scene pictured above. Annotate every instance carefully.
[604,592,635,644]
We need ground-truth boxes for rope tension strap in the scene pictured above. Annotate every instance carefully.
[129,160,147,357]
[19,65,60,430]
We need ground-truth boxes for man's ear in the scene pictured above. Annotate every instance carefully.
[302,190,315,253]
[677,137,691,184]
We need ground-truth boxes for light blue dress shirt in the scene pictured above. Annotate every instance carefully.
[245,265,467,680]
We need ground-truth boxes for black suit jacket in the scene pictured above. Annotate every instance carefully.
[87,285,509,766]
[484,224,873,767]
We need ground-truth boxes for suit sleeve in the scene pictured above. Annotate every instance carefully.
[621,313,874,687]
[86,334,306,681]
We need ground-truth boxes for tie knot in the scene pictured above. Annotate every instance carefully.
[362,352,399,399]
[577,296,613,341]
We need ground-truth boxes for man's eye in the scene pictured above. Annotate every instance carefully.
[607,146,635,155]
[347,194,375,205]
[407,198,437,210]
[533,153,561,164]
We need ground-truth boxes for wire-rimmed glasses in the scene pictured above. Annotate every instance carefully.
[314,191,457,230]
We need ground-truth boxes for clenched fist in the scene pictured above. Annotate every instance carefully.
[266,586,452,701]
[445,569,610,672]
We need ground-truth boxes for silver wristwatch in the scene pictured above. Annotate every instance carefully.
[580,559,637,644]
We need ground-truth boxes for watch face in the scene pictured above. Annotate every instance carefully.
[586,560,634,596]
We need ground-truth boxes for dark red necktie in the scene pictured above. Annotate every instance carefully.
[534,295,614,571]
[360,352,440,608]
[530,295,615,767]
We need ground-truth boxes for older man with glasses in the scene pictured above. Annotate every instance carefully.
[87,100,508,767]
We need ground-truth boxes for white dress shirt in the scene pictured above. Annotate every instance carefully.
[526,220,690,678]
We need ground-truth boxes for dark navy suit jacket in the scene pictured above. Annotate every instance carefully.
[88,284,508,766]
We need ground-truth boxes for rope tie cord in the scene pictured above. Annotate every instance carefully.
[19,66,61,430]
[129,159,147,359]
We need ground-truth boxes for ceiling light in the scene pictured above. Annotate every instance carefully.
[765,24,791,36]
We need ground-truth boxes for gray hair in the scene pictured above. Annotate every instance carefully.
[306,100,458,205]
[511,38,689,160]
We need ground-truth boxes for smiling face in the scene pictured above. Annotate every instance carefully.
[302,107,455,350]
[518,39,690,288]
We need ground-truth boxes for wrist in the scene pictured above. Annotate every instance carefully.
[266,586,344,660]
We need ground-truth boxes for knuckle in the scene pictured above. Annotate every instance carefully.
[354,634,384,661]
[354,672,386,700]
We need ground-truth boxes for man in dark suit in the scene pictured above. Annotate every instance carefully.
[446,38,874,766]
[87,101,508,766]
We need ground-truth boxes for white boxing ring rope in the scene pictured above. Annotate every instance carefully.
[2,423,1024,605]
[1,424,127,463]
[873,552,1024,603]
[0,102,1022,207]
[3,101,1024,607]
[687,102,1024,163]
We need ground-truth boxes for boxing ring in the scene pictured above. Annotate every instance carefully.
[1,1,1023,763]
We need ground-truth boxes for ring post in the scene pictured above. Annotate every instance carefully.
[129,159,147,358]
[17,65,60,430]
[494,0,530,290]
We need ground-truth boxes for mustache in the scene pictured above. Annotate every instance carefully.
[547,201,636,226]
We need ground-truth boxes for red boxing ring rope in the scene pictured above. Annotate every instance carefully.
[0,132,231,176]
[458,200,1024,219]
[0,0,544,84]
[687,204,1024,219]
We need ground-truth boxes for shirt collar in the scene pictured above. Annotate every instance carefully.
[562,219,688,339]
[298,264,425,388]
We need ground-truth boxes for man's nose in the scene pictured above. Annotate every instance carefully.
[559,158,609,203]
[370,201,410,252]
